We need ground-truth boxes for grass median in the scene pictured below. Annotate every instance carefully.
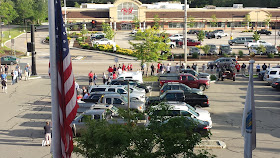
[143,76,158,82]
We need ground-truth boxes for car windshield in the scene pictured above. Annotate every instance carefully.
[209,45,216,49]
[266,46,275,49]
[221,46,230,50]
[121,95,128,104]
[188,108,199,117]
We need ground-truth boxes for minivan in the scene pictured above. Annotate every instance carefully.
[228,37,254,45]
[265,68,280,85]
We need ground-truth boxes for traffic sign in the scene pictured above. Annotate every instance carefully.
[114,57,118,63]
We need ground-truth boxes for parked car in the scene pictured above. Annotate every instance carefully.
[264,68,280,85]
[88,85,146,102]
[150,102,212,127]
[160,82,203,95]
[256,29,272,35]
[219,45,232,55]
[146,90,209,107]
[246,40,272,48]
[266,45,278,54]
[271,78,280,90]
[92,38,116,46]
[189,47,200,55]
[166,41,176,49]
[207,57,237,68]
[187,39,201,46]
[180,69,210,80]
[207,44,218,55]
[187,29,199,34]
[90,33,105,41]
[169,34,184,41]
[117,71,143,83]
[1,56,19,65]
[159,73,210,91]
[214,30,228,38]
[228,37,254,45]
[205,32,216,39]
[218,67,236,81]
[71,109,126,136]
[110,79,152,93]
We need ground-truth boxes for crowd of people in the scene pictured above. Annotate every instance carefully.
[0,63,31,93]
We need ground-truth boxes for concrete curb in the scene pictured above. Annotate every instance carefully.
[29,76,42,80]
[195,140,226,149]
[4,33,25,47]
[70,47,137,61]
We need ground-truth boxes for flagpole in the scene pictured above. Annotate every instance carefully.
[48,0,61,157]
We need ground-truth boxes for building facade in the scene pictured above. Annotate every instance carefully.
[63,0,280,31]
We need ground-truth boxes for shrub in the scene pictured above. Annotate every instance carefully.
[267,53,274,58]
[192,52,199,59]
[210,74,217,81]
[223,53,229,57]
[238,50,244,58]
[231,52,236,57]
[45,36,49,41]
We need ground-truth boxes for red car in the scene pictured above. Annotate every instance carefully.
[172,38,201,47]
[159,73,210,91]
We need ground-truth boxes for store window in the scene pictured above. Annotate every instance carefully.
[168,22,184,28]
[117,2,139,21]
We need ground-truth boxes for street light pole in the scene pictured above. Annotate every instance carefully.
[256,11,260,31]
[231,14,234,39]
[184,0,188,63]
[275,16,278,46]
[0,16,3,47]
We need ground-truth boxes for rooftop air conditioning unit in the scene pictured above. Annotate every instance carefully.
[205,5,216,9]
[233,4,243,8]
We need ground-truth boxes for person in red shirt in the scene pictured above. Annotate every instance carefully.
[108,66,113,76]
[88,71,93,86]
[157,62,161,73]
[130,63,133,71]
[112,72,117,79]
[235,63,241,73]
[127,65,130,71]
[122,63,126,71]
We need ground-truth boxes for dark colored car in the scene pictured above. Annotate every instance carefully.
[207,57,237,68]
[146,90,209,107]
[206,32,215,39]
[218,67,236,81]
[207,44,218,55]
[160,82,203,95]
[219,45,232,55]
[256,29,272,35]
[180,69,210,80]
[109,79,152,93]
[271,78,280,89]
[1,56,19,65]
[266,45,278,54]
[187,29,199,34]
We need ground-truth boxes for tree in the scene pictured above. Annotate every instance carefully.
[264,13,272,28]
[202,45,210,57]
[153,14,160,29]
[74,2,80,8]
[253,31,260,41]
[102,23,115,40]
[196,30,205,42]
[74,103,215,158]
[0,0,18,24]
[243,14,251,28]
[210,14,217,27]
[130,28,170,76]
[132,15,140,29]
[15,0,35,23]
[257,45,266,54]
[188,16,195,28]
[80,25,88,42]
[33,0,48,24]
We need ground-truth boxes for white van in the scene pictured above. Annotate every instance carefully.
[265,68,280,84]
[117,71,143,83]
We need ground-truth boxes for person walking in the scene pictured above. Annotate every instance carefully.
[1,72,7,93]
[176,63,180,73]
[102,72,107,84]
[166,64,171,73]
[151,64,155,76]
[262,63,267,71]
[93,73,97,85]
[14,68,18,83]
[241,63,246,75]
[256,64,261,75]
[88,71,93,86]
[4,64,9,74]
[44,122,51,146]
[11,70,14,85]
[157,62,160,74]
[235,63,241,73]
[112,72,117,79]
[24,64,30,81]
[202,64,206,73]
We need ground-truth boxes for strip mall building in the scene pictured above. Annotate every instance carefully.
[63,0,280,32]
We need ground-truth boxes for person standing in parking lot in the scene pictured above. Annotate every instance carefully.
[262,63,267,71]
[1,72,7,93]
[93,73,97,85]
[202,64,206,73]
[241,63,246,75]
[151,64,155,76]
[256,64,261,75]
[44,122,51,146]
[4,64,9,74]
[235,63,241,73]
[88,71,93,86]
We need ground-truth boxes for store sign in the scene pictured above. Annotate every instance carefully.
[121,8,134,15]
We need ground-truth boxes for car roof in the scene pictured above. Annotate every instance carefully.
[220,44,230,46]
[84,109,106,115]
[164,82,183,85]
[165,90,184,93]
[104,93,122,97]
[90,85,126,88]
[89,91,118,95]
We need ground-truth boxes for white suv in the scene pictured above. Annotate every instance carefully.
[265,68,280,85]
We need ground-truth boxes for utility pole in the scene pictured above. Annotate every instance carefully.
[31,24,37,75]
[275,16,278,46]
[64,0,67,24]
[184,0,188,63]
[0,16,3,47]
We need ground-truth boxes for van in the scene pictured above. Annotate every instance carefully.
[88,85,145,102]
[117,71,143,83]
[265,68,280,84]
[91,33,105,41]
[228,37,254,45]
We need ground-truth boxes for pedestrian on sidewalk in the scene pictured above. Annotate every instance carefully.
[151,64,155,76]
[241,63,246,75]
[235,63,241,73]
[11,70,15,85]
[1,72,7,93]
[88,71,93,86]
[93,73,97,85]
[44,122,51,146]
[4,64,9,74]
[256,64,260,75]
[24,63,30,81]
[262,63,267,71]
[102,72,107,84]
[112,72,117,79]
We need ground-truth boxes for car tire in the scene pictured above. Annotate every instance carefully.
[199,85,206,91]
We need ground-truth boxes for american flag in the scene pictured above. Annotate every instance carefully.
[55,0,78,157]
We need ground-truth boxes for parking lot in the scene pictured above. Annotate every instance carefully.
[115,29,280,56]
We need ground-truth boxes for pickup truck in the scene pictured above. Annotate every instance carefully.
[78,93,145,113]
[256,29,271,35]
[246,40,272,48]
[180,69,210,80]
[159,73,210,91]
[146,90,209,107]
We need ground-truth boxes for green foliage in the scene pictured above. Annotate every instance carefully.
[192,52,199,59]
[0,0,18,24]
[267,53,274,58]
[253,31,260,41]
[197,31,205,42]
[243,14,251,27]
[201,45,210,56]
[258,45,266,54]
[264,13,272,26]
[210,14,217,27]
[210,74,217,81]
[45,36,49,41]
[33,0,48,24]
[132,15,140,29]
[74,103,214,158]
[102,23,115,40]
[153,14,160,29]
[188,16,195,28]
[74,2,80,8]
[238,50,244,57]
[223,53,229,57]
[231,52,236,57]
[72,25,79,31]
